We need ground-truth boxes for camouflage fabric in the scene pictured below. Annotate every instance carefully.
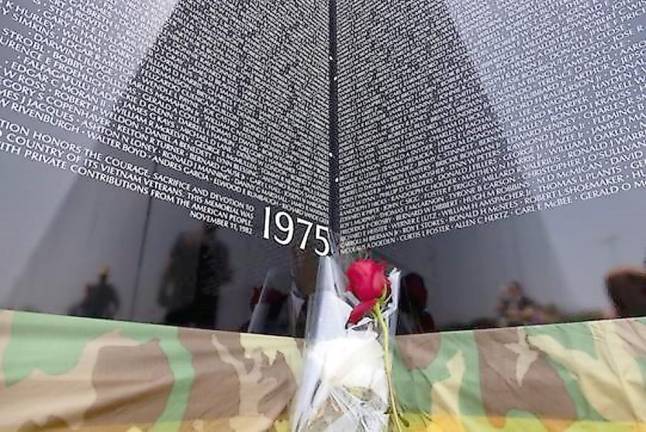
[0,310,301,432]
[396,318,646,431]
[0,310,645,431]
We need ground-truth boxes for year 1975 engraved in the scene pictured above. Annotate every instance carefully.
[262,206,331,256]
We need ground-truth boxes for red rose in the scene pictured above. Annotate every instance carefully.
[346,259,389,325]
[347,259,388,301]
[348,298,378,324]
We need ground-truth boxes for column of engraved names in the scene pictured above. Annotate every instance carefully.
[0,0,330,234]
[338,0,646,252]
[413,0,646,232]
[337,0,385,250]
[133,0,330,225]
[0,0,245,230]
[155,1,330,224]
[338,1,443,251]
[456,0,646,213]
[337,0,531,252]
[0,0,194,209]
[0,0,168,131]
[411,0,530,239]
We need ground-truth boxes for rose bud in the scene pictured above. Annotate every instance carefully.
[346,259,389,302]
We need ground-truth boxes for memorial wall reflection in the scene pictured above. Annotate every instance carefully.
[338,0,646,332]
[1,0,645,337]
[0,0,327,336]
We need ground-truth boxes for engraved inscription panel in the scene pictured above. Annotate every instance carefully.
[338,0,646,253]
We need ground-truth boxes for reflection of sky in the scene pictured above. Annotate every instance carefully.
[0,157,147,316]
[379,190,646,326]
[132,199,294,329]
[0,0,180,310]
[0,155,294,331]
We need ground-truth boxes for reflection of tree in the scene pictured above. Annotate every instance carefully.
[159,224,232,329]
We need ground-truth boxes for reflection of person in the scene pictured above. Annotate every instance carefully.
[606,267,646,318]
[243,245,319,337]
[245,268,292,335]
[160,224,232,329]
[158,230,202,310]
[69,266,120,319]
[496,281,535,326]
[241,285,289,335]
[397,273,435,334]
[289,245,319,337]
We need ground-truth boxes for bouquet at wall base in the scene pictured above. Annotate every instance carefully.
[291,255,405,431]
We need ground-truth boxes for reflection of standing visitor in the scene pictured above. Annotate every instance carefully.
[246,269,291,336]
[606,267,646,318]
[496,281,535,326]
[289,245,319,337]
[397,273,436,334]
[243,245,319,337]
[158,230,202,310]
[160,224,232,329]
[69,266,120,319]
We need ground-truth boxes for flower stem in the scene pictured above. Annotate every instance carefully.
[374,304,405,432]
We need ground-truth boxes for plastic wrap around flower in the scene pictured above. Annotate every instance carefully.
[291,255,403,432]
